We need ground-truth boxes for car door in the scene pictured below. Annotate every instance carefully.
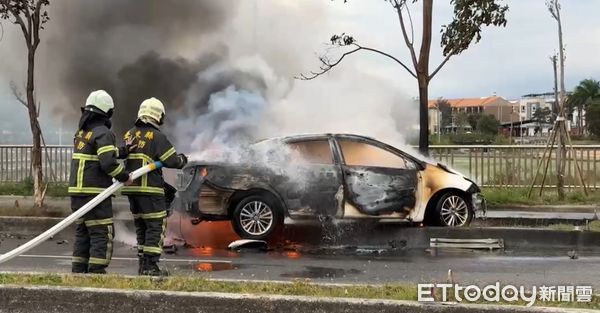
[336,138,419,216]
[278,138,344,218]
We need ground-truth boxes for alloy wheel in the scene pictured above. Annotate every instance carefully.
[440,195,469,226]
[239,201,274,236]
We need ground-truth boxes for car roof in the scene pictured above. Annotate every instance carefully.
[254,133,376,144]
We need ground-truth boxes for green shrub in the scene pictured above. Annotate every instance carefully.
[0,180,68,197]
[450,133,495,145]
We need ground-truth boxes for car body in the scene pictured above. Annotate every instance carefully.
[176,134,486,239]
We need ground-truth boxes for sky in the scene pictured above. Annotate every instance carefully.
[0,0,599,144]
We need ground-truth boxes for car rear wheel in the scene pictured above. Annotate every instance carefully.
[434,193,473,227]
[231,195,283,240]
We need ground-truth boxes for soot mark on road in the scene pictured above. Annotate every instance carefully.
[280,266,363,279]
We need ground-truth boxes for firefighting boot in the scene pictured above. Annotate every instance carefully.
[88,265,107,274]
[141,256,169,277]
[71,263,88,274]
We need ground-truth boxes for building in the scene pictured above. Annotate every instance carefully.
[428,96,518,134]
[518,91,585,133]
[519,92,556,121]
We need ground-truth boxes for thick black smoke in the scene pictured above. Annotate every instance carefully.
[44,0,274,145]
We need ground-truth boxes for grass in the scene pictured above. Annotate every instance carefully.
[0,206,69,217]
[0,272,598,309]
[0,180,68,197]
[483,187,600,206]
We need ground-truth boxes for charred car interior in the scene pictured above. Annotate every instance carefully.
[175,134,486,240]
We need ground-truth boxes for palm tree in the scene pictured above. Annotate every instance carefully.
[570,79,600,135]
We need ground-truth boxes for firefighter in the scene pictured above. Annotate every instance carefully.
[69,90,132,274]
[122,97,187,276]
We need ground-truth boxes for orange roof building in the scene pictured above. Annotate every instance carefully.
[429,96,519,124]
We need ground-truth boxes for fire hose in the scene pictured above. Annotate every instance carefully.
[0,161,163,265]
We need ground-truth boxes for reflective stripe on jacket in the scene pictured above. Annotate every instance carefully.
[68,125,129,195]
[121,123,185,196]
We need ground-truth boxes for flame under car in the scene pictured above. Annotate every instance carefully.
[177,134,486,240]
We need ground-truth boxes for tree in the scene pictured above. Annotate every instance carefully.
[434,98,452,129]
[570,79,600,134]
[532,107,552,124]
[476,114,499,135]
[299,0,508,155]
[0,0,50,207]
[586,99,600,138]
[467,113,481,131]
[454,112,470,133]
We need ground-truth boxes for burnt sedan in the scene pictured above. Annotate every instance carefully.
[177,134,485,240]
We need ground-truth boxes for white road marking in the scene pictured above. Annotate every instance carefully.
[17,254,232,264]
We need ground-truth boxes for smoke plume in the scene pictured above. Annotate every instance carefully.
[1,0,418,156]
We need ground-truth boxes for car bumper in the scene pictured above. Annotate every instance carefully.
[472,193,487,218]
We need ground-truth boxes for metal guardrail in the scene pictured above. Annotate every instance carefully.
[0,145,72,183]
[1,145,599,189]
[429,145,600,189]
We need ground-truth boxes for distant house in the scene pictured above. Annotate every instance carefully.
[428,96,519,134]
[500,119,553,138]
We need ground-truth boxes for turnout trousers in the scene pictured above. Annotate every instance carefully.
[127,195,168,263]
[71,196,114,274]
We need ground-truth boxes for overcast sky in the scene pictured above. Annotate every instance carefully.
[0,0,599,141]
[312,0,600,100]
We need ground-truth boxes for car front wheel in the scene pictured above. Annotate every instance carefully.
[434,193,473,227]
[231,195,283,240]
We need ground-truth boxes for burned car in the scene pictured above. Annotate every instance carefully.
[177,134,486,240]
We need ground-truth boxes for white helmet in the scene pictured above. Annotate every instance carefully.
[137,97,165,124]
[85,90,114,115]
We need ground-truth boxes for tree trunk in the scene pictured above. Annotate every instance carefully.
[26,49,44,208]
[417,0,433,156]
[418,80,429,156]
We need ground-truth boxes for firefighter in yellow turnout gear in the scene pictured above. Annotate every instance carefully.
[122,98,187,276]
[69,90,132,274]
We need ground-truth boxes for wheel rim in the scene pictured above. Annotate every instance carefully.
[440,195,469,227]
[239,201,274,236]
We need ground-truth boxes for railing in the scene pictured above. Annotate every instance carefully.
[1,145,599,189]
[429,145,600,189]
[0,145,72,183]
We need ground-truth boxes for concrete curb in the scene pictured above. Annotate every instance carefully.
[0,195,129,212]
[0,285,594,313]
[488,205,599,213]
[2,216,600,252]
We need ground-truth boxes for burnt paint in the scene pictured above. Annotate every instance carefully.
[180,162,339,219]
[178,134,478,222]
[343,166,417,216]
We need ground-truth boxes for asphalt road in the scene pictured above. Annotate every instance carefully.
[1,218,599,289]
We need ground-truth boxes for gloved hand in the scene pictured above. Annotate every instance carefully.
[125,136,138,152]
[178,153,188,165]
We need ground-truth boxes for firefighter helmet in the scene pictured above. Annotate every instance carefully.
[137,97,165,125]
[85,90,114,115]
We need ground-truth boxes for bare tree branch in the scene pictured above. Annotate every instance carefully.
[394,1,418,70]
[9,81,27,107]
[7,5,31,48]
[429,52,453,80]
[405,2,415,45]
[297,43,416,80]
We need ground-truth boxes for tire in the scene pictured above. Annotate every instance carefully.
[433,193,473,227]
[231,195,283,240]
